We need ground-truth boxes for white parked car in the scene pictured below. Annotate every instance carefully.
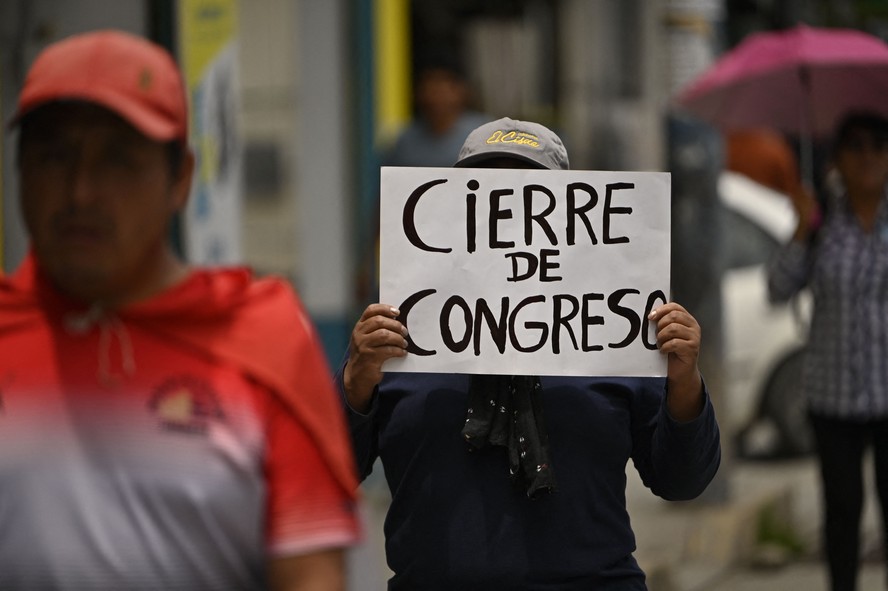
[718,171,813,457]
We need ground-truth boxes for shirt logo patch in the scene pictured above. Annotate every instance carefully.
[148,375,225,435]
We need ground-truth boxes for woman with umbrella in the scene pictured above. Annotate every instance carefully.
[767,110,888,591]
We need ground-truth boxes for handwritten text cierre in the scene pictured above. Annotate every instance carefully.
[379,167,671,377]
[402,178,634,256]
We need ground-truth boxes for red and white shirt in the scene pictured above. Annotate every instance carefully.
[0,258,360,590]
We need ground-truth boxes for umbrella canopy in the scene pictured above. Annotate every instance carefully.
[676,24,888,139]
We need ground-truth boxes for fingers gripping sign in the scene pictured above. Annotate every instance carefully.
[649,302,700,373]
[344,304,408,412]
[648,303,704,421]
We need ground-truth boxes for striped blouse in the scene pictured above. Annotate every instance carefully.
[767,193,888,419]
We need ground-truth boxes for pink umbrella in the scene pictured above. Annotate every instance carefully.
[676,24,888,139]
[675,24,888,182]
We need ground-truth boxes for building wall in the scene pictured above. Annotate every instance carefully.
[239,0,354,359]
[237,0,301,279]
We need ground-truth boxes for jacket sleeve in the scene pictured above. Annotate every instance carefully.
[333,357,380,482]
[767,239,813,303]
[630,379,721,501]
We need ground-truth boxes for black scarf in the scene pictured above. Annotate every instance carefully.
[461,375,556,498]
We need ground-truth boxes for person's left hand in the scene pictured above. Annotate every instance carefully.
[648,302,704,421]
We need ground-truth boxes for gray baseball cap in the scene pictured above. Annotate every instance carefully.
[454,117,569,170]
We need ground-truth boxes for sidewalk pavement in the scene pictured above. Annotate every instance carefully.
[347,455,883,591]
[630,455,882,591]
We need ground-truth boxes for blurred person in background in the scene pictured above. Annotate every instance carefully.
[0,30,359,590]
[768,111,888,591]
[726,127,815,208]
[356,52,489,306]
[382,51,489,169]
[338,117,721,590]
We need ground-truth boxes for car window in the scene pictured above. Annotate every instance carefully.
[720,205,780,270]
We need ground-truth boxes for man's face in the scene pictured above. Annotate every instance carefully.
[18,103,191,303]
[416,68,468,120]
[835,127,888,197]
[471,157,540,170]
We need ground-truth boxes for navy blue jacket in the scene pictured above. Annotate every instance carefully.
[337,371,720,590]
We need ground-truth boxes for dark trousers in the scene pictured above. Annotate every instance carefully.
[809,413,888,591]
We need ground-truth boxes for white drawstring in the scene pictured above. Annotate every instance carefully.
[64,304,137,386]
[97,314,136,385]
[64,303,104,334]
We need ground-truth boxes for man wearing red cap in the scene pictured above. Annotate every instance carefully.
[0,30,360,590]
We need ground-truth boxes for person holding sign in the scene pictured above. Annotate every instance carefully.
[338,117,720,589]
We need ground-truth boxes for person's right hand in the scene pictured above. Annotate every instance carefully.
[343,303,408,413]
[791,185,822,242]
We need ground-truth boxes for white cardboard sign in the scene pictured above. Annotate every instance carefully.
[379,167,671,377]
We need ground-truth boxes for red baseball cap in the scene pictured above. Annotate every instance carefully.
[11,30,188,143]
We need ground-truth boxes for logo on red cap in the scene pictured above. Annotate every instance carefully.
[12,30,188,143]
